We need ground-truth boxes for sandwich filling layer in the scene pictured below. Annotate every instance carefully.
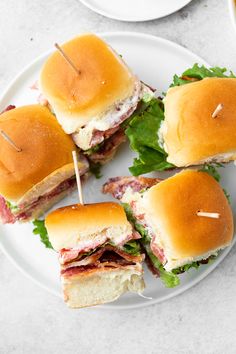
[0,177,78,224]
[58,233,144,285]
[59,228,142,265]
[61,244,143,278]
[72,82,153,150]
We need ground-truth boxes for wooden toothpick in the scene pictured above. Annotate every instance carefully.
[212,103,223,118]
[0,130,22,152]
[197,211,220,219]
[54,43,81,75]
[72,151,84,205]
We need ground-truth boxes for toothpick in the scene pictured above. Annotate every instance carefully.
[212,103,223,118]
[0,130,22,152]
[197,211,220,219]
[54,43,81,75]
[72,151,84,205]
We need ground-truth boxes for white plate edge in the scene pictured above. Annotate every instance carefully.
[79,0,193,22]
[0,237,235,310]
[0,31,210,106]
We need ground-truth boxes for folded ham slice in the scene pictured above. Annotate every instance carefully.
[87,128,126,165]
[0,177,78,224]
[61,263,143,278]
[103,176,167,265]
[62,245,143,269]
[1,105,16,114]
[61,245,144,278]
[59,230,141,265]
[0,196,15,224]
[0,104,89,224]
[103,176,162,200]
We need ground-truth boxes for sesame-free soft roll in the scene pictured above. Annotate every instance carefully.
[124,65,236,176]
[103,170,233,287]
[39,34,153,164]
[45,202,145,308]
[161,78,236,167]
[0,105,88,224]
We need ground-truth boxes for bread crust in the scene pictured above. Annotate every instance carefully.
[163,78,236,166]
[61,267,145,308]
[39,34,136,133]
[144,170,234,259]
[45,202,133,251]
[0,105,77,202]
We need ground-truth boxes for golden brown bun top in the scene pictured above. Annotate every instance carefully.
[0,105,76,201]
[40,34,136,125]
[45,202,133,251]
[145,170,233,259]
[46,202,128,227]
[164,78,236,166]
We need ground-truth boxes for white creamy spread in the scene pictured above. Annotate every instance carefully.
[72,82,154,150]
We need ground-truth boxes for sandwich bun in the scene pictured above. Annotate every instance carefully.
[0,105,80,203]
[142,170,233,269]
[163,78,236,166]
[23,186,76,222]
[62,267,145,308]
[45,202,133,251]
[39,34,137,135]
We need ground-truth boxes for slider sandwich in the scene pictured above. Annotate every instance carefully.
[0,105,88,224]
[103,170,234,287]
[124,64,236,175]
[45,202,145,308]
[39,34,153,165]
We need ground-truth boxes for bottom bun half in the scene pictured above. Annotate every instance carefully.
[61,267,145,308]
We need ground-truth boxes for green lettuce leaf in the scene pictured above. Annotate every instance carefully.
[144,243,180,288]
[199,163,223,182]
[126,98,165,152]
[223,188,231,203]
[129,146,173,176]
[199,163,231,202]
[6,201,19,212]
[125,98,174,175]
[172,261,200,274]
[89,161,102,179]
[122,203,135,222]
[122,203,180,288]
[122,203,149,240]
[170,64,236,87]
[32,219,53,249]
[122,240,141,256]
[172,254,217,274]
[84,142,104,156]
[72,240,141,258]
[125,64,235,176]
[122,202,219,287]
[122,100,152,129]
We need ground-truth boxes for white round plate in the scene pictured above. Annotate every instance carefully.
[79,0,193,22]
[229,0,236,33]
[0,32,235,310]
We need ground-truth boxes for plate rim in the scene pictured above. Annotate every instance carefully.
[79,0,193,22]
[229,0,236,33]
[0,31,209,109]
[0,234,235,310]
[1,31,234,310]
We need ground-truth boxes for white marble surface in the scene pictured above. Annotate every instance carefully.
[0,0,236,353]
